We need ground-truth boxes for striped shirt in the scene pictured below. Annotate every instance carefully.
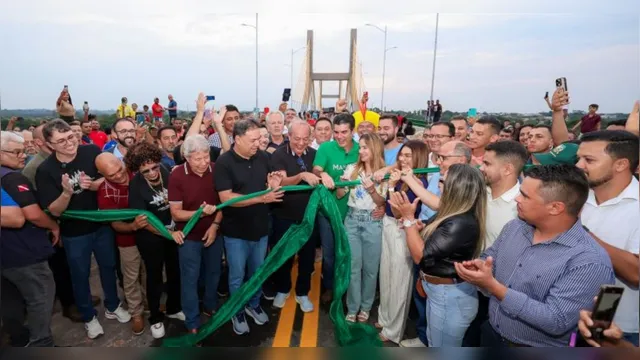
[208,132,234,148]
[482,218,615,347]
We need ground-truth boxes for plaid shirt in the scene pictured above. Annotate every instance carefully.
[97,178,135,247]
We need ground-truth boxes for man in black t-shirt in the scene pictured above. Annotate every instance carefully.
[1,130,59,347]
[35,120,131,340]
[214,120,284,335]
[268,120,319,313]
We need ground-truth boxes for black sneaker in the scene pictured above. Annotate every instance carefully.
[262,289,276,301]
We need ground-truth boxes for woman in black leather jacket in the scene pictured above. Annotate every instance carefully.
[389,163,487,347]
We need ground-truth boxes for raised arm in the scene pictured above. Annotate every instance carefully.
[550,89,571,145]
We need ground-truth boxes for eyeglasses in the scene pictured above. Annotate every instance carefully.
[427,134,451,139]
[140,164,160,175]
[50,134,77,146]
[1,149,25,157]
[296,156,307,172]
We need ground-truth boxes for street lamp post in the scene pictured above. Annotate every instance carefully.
[290,46,306,98]
[242,13,259,110]
[366,24,396,111]
[429,13,440,123]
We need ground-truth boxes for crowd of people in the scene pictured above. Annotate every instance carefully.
[0,86,638,349]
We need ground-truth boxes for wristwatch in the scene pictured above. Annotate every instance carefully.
[403,219,417,228]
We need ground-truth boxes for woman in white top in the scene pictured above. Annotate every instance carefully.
[336,133,388,323]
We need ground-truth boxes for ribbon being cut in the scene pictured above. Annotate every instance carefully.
[58,167,442,347]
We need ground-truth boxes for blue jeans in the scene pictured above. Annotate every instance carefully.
[317,215,335,290]
[623,332,639,347]
[178,237,223,331]
[423,280,478,347]
[344,209,382,315]
[412,265,428,345]
[224,236,268,315]
[62,225,119,322]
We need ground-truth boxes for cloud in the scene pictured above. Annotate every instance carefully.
[0,0,637,112]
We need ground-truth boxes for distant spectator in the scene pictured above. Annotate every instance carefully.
[572,104,601,134]
[56,88,75,122]
[167,95,178,121]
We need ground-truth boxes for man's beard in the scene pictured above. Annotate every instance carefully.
[588,171,614,189]
[118,137,135,148]
[382,135,395,145]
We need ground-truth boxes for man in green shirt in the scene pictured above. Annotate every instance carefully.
[312,113,359,303]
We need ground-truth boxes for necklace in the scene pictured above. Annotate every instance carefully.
[145,174,168,205]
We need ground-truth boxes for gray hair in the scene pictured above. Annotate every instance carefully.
[266,111,285,124]
[1,131,25,149]
[453,142,472,163]
[181,134,210,158]
[288,119,311,136]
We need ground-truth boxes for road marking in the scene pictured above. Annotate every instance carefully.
[272,258,298,347]
[299,261,321,347]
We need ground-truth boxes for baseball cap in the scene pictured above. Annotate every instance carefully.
[533,142,579,165]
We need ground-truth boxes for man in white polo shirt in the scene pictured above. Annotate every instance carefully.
[577,130,639,347]
[480,141,529,249]
[463,140,529,346]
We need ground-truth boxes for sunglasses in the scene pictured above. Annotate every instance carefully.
[140,164,160,175]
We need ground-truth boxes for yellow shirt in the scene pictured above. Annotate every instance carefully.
[116,104,135,119]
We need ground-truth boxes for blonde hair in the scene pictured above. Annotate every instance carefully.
[422,164,487,257]
[351,133,386,180]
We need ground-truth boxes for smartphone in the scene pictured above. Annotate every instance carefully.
[16,116,24,123]
[264,107,270,114]
[555,77,568,92]
[545,91,549,99]
[467,108,477,118]
[312,112,319,120]
[282,88,291,102]
[590,285,624,342]
[206,95,215,101]
[63,85,68,91]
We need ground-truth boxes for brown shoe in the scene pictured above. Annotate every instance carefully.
[62,305,83,323]
[321,290,333,304]
[132,315,145,335]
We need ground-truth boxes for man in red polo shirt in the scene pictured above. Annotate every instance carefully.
[572,103,602,134]
[96,152,147,335]
[168,134,222,336]
[152,97,164,122]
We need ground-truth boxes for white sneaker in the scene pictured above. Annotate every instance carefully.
[167,311,186,321]
[400,337,426,347]
[85,316,104,339]
[150,322,166,339]
[273,292,290,308]
[105,303,132,323]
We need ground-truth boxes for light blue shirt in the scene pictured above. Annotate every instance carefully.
[419,172,441,221]
[384,144,402,166]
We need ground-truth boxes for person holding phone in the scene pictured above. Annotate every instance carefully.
[56,87,76,123]
[578,300,635,348]
[454,164,615,347]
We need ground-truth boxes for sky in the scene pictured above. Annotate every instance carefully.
[0,0,638,113]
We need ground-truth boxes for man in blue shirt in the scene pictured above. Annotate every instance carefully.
[167,94,178,121]
[378,115,403,166]
[455,164,615,347]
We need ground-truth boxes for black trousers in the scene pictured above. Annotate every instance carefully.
[136,236,181,325]
[48,246,75,308]
[462,291,490,346]
[271,216,316,296]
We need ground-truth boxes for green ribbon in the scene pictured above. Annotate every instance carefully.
[56,166,440,348]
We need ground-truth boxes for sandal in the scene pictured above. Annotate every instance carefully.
[357,311,369,322]
[345,314,357,323]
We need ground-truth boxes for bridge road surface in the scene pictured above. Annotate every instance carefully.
[47,257,418,347]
